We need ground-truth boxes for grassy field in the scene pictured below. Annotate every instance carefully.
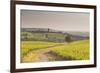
[51,40,89,60]
[21,40,89,63]
[21,41,63,63]
[21,41,61,57]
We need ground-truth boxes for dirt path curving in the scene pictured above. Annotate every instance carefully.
[22,44,66,63]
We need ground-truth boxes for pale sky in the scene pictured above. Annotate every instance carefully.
[21,10,90,32]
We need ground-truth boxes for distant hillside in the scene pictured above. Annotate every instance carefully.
[21,28,66,33]
[21,28,89,42]
[67,31,89,37]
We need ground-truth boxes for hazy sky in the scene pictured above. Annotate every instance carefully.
[21,10,89,32]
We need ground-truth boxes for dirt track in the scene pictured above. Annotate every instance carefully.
[22,44,66,63]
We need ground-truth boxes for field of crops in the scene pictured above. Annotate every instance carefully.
[51,40,90,60]
[21,40,89,63]
[21,41,61,57]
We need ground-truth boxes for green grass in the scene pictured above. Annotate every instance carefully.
[51,40,90,60]
[21,41,60,56]
[21,32,66,40]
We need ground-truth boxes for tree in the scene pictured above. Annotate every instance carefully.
[65,35,72,43]
[48,28,50,32]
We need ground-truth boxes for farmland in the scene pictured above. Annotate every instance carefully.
[21,41,65,63]
[51,40,89,60]
[21,41,61,57]
[21,28,89,42]
[21,31,66,42]
[21,40,89,63]
[20,28,89,63]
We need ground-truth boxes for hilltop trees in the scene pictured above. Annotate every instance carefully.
[65,35,72,43]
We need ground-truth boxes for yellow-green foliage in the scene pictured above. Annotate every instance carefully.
[21,41,60,56]
[51,40,89,60]
[21,40,89,63]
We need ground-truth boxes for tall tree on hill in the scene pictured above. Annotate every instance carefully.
[48,28,50,32]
